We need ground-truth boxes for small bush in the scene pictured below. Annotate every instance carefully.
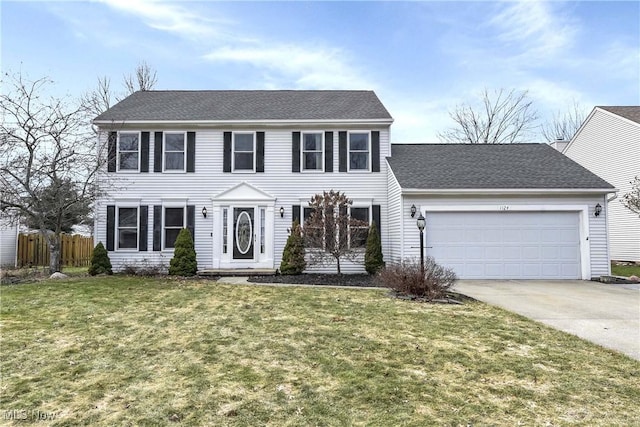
[280,221,306,275]
[169,229,197,276]
[89,242,113,276]
[376,257,457,300]
[364,222,384,274]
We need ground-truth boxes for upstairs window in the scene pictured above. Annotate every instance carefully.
[302,132,323,171]
[118,132,140,171]
[117,207,138,250]
[349,132,369,171]
[233,133,255,172]
[164,132,186,171]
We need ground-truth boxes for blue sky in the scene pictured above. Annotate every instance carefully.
[2,0,639,143]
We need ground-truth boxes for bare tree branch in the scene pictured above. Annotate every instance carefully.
[622,176,640,217]
[438,88,538,144]
[123,61,158,96]
[541,100,588,142]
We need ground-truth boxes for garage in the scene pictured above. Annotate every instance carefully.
[426,211,582,280]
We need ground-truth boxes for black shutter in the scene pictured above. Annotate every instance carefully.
[223,132,232,172]
[371,131,380,172]
[187,132,196,173]
[139,206,148,251]
[187,205,195,242]
[372,204,381,235]
[256,132,265,172]
[153,205,162,251]
[107,132,117,172]
[292,132,301,172]
[140,132,150,172]
[325,131,333,172]
[106,205,115,251]
[292,205,301,225]
[339,131,347,172]
[154,131,163,172]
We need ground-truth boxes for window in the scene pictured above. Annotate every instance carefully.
[117,207,138,250]
[302,132,323,171]
[164,207,184,249]
[164,133,185,171]
[349,132,369,171]
[233,133,255,171]
[260,208,266,254]
[303,207,323,248]
[350,207,370,248]
[118,132,139,171]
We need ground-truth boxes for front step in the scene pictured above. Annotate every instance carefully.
[198,268,277,277]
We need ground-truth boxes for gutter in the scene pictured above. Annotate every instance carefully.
[400,188,618,196]
[92,118,394,127]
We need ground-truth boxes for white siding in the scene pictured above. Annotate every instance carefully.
[0,215,18,268]
[96,126,391,273]
[399,194,610,279]
[564,109,640,261]
[386,164,403,263]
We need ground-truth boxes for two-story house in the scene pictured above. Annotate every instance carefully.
[94,90,391,274]
[94,90,615,280]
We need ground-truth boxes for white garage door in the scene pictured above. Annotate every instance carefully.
[426,211,581,279]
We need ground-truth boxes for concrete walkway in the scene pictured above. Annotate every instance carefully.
[453,280,640,361]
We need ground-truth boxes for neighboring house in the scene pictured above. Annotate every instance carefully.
[0,211,19,268]
[94,90,615,279]
[562,106,640,262]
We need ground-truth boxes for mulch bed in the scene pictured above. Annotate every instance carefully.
[248,274,380,287]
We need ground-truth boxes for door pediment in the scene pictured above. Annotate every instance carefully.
[212,181,275,202]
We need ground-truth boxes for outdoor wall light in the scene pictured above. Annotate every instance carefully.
[202,207,207,218]
[410,204,417,218]
[594,203,602,217]
[280,206,285,218]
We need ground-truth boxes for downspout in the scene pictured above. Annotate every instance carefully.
[605,192,617,275]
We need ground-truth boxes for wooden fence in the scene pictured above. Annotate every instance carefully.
[17,233,93,267]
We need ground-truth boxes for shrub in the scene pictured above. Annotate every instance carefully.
[88,242,112,276]
[364,222,384,274]
[376,257,457,300]
[169,229,197,276]
[280,221,306,275]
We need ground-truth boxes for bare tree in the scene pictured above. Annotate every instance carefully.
[541,100,587,142]
[438,88,538,144]
[303,190,369,274]
[622,176,640,217]
[123,61,158,95]
[1,71,107,273]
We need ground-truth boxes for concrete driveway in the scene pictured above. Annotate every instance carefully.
[453,280,640,361]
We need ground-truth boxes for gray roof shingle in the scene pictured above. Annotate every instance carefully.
[598,106,640,125]
[387,143,614,190]
[94,90,392,122]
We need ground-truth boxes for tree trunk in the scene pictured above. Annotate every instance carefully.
[48,234,62,274]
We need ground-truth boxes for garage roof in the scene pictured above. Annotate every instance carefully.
[94,90,392,122]
[387,143,614,190]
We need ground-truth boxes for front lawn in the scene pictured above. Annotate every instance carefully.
[1,277,639,425]
[611,262,640,278]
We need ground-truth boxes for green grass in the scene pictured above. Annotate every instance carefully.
[611,263,640,277]
[2,276,639,426]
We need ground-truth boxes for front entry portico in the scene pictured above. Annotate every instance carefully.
[211,182,275,270]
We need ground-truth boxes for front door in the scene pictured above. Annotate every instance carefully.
[233,207,254,260]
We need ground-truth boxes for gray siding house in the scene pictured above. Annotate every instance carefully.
[94,90,615,279]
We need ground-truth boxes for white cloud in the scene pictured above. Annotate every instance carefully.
[202,44,374,90]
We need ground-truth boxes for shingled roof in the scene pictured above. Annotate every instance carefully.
[94,90,392,122]
[387,143,614,190]
[598,106,640,125]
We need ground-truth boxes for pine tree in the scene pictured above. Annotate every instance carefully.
[169,229,198,276]
[364,222,384,275]
[280,221,306,275]
[88,242,113,275]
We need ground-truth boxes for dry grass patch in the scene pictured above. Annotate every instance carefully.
[1,276,639,426]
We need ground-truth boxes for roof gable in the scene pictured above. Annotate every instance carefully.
[94,90,393,123]
[387,143,614,191]
[597,106,640,125]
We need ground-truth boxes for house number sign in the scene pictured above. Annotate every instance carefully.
[499,205,510,211]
